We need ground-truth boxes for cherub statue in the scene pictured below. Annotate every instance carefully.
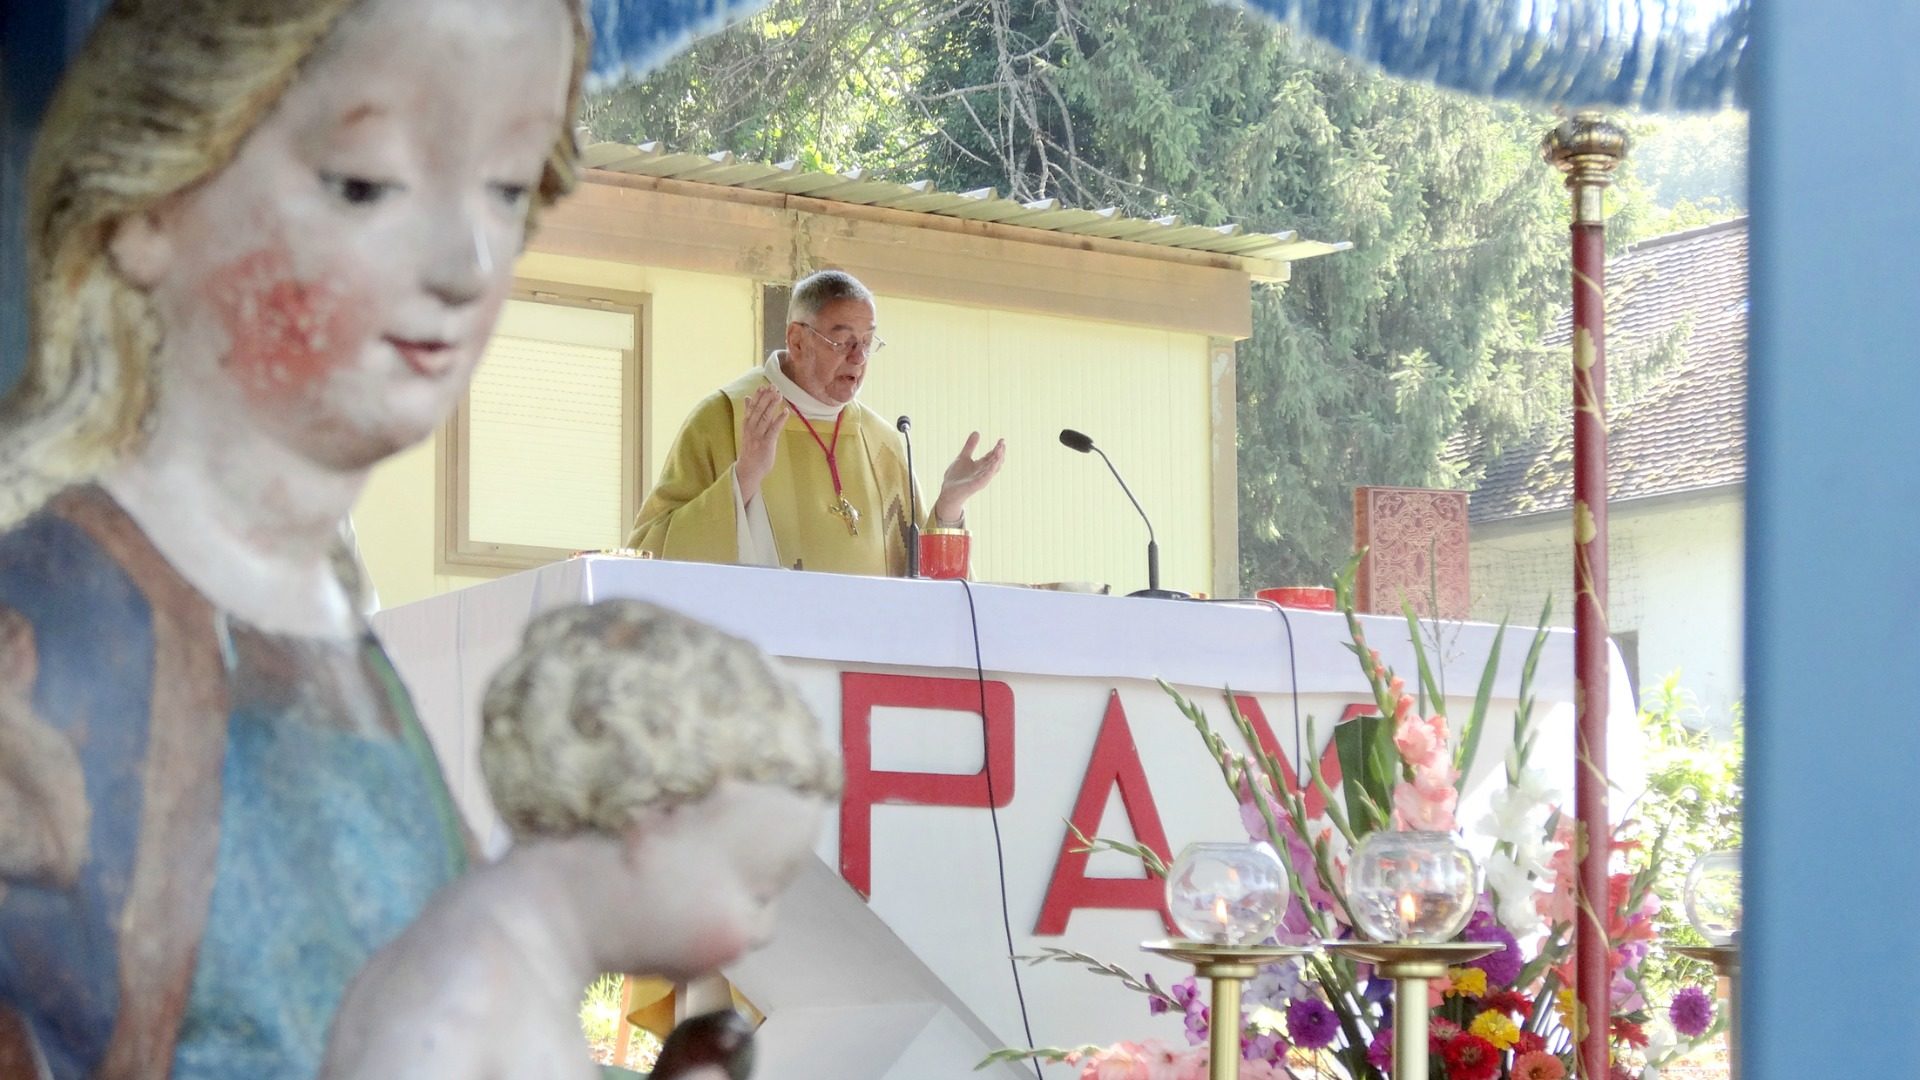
[319,600,843,1079]
[0,0,587,1075]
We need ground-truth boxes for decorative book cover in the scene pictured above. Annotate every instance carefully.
[1352,486,1471,619]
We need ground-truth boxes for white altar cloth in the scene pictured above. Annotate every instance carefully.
[373,556,1639,1073]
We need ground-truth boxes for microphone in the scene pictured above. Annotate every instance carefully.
[898,415,921,578]
[1058,428,1187,599]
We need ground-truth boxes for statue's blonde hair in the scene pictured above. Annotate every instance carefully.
[481,601,844,838]
[0,0,591,525]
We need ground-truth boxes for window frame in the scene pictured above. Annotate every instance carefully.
[437,278,650,575]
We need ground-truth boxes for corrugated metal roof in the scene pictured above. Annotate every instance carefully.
[581,141,1351,276]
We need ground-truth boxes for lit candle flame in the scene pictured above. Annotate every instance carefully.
[1214,896,1231,924]
[1398,892,1419,928]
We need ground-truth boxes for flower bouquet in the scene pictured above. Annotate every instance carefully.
[982,555,1722,1079]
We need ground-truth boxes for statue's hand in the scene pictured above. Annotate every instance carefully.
[649,1010,754,1080]
[0,606,88,887]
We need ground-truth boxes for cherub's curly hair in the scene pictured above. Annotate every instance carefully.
[481,600,843,837]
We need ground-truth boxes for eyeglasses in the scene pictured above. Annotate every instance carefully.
[800,322,887,357]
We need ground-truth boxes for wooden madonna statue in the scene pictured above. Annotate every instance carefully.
[0,0,809,1076]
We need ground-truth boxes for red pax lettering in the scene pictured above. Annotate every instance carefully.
[839,672,1014,899]
[1033,692,1177,936]
[1229,695,1372,820]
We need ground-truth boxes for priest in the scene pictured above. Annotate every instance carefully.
[629,270,1006,575]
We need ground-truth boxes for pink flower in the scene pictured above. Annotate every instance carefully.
[1393,771,1459,831]
[1079,1040,1182,1080]
[1535,820,1578,925]
[1237,774,1282,843]
[1393,712,1449,768]
[1512,1050,1568,1080]
[1393,694,1416,722]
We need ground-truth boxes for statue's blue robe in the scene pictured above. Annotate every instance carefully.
[0,487,467,1079]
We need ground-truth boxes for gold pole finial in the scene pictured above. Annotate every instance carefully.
[1542,111,1629,223]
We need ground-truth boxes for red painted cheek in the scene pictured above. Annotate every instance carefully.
[208,247,367,403]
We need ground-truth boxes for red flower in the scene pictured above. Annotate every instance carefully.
[1441,1034,1502,1080]
[1428,1017,1462,1054]
[1513,1031,1548,1057]
[1610,1017,1648,1049]
[1484,989,1534,1018]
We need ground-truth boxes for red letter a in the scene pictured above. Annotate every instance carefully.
[1033,692,1176,936]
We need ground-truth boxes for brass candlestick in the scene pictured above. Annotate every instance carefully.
[1674,941,1740,1079]
[1142,941,1317,1080]
[1326,941,1499,1080]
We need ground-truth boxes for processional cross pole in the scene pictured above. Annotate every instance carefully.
[1542,111,1628,1080]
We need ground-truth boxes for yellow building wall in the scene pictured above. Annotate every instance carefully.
[354,252,1219,608]
[354,253,758,608]
[863,298,1215,594]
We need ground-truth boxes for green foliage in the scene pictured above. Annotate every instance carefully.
[588,0,1741,588]
[579,975,659,1070]
[1620,672,1744,999]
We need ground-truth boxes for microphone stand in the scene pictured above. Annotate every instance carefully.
[1085,444,1187,600]
[898,416,921,578]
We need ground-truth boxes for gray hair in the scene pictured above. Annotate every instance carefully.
[786,270,874,326]
[481,600,842,837]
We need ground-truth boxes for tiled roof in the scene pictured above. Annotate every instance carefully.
[1467,217,1748,524]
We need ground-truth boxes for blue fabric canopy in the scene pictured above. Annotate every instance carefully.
[585,0,1749,112]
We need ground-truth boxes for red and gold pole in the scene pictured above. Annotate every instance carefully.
[1542,111,1627,1080]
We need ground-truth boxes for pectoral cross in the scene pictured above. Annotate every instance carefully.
[829,496,861,536]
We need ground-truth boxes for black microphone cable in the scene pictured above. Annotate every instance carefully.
[954,576,1043,1080]
[929,581,1305,1080]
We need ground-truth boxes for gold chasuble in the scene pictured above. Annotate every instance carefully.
[630,369,927,576]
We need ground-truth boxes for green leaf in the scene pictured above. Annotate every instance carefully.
[1400,596,1447,719]
[1454,614,1508,776]
[1334,711,1394,832]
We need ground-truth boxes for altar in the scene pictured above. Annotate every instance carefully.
[373,556,1639,1077]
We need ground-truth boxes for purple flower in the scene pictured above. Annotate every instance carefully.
[1366,1027,1393,1069]
[1183,1002,1211,1046]
[1669,986,1715,1038]
[1285,997,1340,1050]
[1463,911,1524,986]
[1243,1031,1288,1063]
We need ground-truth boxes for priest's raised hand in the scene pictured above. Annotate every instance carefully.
[932,431,1008,525]
[735,384,788,504]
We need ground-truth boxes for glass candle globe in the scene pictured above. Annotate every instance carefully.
[1346,830,1479,943]
[1165,842,1288,946]
[1684,848,1742,945]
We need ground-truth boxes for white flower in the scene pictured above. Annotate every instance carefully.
[1512,766,1557,806]
[1244,959,1303,1010]
[1497,887,1543,936]
[1644,1017,1678,1061]
[1486,855,1545,935]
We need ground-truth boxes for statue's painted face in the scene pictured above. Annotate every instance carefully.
[113,0,573,469]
